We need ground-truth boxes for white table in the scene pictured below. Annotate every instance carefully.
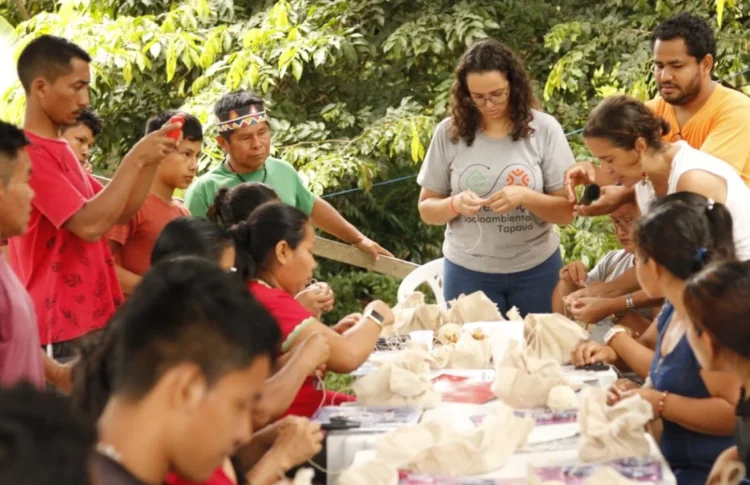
[325,367,623,485]
[350,433,676,484]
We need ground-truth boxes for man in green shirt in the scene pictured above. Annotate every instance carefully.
[185,91,391,259]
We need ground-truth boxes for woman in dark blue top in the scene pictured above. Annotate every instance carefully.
[684,260,750,485]
[612,193,742,485]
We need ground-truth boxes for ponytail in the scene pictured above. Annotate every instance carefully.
[207,187,231,227]
[70,326,117,420]
[208,182,280,228]
[635,192,736,279]
[702,197,736,262]
[228,221,255,282]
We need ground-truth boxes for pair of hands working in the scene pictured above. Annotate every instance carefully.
[296,282,335,318]
[452,160,629,219]
[450,186,529,217]
[564,161,632,217]
[560,263,617,325]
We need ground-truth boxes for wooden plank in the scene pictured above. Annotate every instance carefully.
[91,174,418,279]
[313,236,418,279]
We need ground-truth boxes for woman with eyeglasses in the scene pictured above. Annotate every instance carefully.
[417,39,575,316]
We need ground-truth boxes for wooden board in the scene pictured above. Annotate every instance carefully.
[92,174,419,279]
[313,236,418,279]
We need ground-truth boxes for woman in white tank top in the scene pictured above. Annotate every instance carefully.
[582,95,750,260]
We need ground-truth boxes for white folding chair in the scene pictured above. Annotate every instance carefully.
[397,258,447,309]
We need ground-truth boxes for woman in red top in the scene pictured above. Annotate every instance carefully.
[232,202,395,418]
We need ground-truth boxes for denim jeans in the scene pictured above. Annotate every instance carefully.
[443,250,563,318]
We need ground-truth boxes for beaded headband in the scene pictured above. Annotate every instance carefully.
[215,103,267,133]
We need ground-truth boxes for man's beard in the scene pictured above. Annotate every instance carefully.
[659,73,702,106]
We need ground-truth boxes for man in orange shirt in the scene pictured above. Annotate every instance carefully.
[567,13,750,217]
[561,13,750,311]
[648,13,750,185]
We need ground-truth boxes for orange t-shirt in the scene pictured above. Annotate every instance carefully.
[647,84,750,185]
[107,193,190,278]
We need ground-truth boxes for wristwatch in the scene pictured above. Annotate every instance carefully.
[625,293,634,310]
[604,326,632,346]
[364,309,385,328]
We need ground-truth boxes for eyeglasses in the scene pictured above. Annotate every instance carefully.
[612,218,635,230]
[467,90,510,107]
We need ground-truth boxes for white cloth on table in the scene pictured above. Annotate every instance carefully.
[491,340,573,409]
[339,460,398,485]
[578,387,653,462]
[374,401,534,476]
[524,312,589,363]
[353,348,440,408]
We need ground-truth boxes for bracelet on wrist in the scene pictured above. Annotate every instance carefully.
[657,390,670,418]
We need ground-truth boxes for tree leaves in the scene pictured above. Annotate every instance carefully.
[165,40,177,81]
[5,0,748,277]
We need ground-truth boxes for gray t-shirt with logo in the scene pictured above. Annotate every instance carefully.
[418,111,575,273]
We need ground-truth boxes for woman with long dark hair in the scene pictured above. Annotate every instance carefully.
[417,39,575,316]
[684,261,750,484]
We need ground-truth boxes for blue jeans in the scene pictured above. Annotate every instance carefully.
[443,251,563,318]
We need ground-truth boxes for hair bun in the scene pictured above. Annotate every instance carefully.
[233,220,252,244]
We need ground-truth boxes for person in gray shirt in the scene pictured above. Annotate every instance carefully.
[417,39,575,316]
[552,202,656,342]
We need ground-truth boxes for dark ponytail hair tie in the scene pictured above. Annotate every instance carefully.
[694,247,708,268]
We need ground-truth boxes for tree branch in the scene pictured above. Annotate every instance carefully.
[15,0,30,20]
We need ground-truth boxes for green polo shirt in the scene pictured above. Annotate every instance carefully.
[184,157,316,218]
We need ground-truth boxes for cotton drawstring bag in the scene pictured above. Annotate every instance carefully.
[491,340,571,408]
[524,313,589,363]
[353,348,440,408]
[375,402,534,475]
[578,387,653,462]
[382,292,444,337]
[444,331,492,369]
[444,291,504,324]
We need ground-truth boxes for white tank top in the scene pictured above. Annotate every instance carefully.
[665,141,750,261]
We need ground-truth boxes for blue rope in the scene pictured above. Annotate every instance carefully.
[320,127,585,199]
[321,68,750,200]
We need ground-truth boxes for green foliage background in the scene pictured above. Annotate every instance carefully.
[1,0,749,323]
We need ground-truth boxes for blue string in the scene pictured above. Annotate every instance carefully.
[321,68,750,200]
[321,127,585,199]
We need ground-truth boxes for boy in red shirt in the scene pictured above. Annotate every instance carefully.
[107,111,201,296]
[61,107,103,173]
[9,35,179,358]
